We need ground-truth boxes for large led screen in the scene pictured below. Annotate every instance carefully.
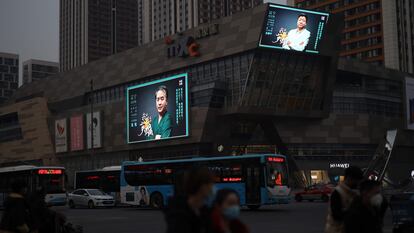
[127,74,189,143]
[259,4,329,53]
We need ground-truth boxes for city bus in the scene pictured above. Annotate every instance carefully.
[0,165,67,207]
[74,166,121,202]
[120,154,291,209]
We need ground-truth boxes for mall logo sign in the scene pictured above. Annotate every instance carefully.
[330,163,350,169]
[165,24,219,58]
[165,36,200,58]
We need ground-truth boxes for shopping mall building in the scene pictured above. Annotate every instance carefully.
[1,4,413,185]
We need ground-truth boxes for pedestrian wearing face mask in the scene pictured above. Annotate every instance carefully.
[344,180,388,233]
[210,189,249,233]
[164,167,215,233]
[325,166,364,233]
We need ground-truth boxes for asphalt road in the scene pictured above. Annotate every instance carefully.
[48,202,393,233]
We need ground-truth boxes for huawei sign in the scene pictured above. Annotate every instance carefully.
[57,123,65,135]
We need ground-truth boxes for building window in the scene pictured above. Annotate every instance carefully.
[0,112,23,142]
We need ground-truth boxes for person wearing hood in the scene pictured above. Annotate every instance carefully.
[0,180,31,233]
[210,189,249,233]
[344,180,388,233]
[164,167,214,233]
[325,166,364,233]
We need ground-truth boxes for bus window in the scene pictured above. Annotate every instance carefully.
[124,164,173,186]
[76,172,101,189]
[37,174,65,193]
[266,158,288,187]
[102,172,120,193]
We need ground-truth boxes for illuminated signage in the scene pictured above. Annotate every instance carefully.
[267,157,285,163]
[38,169,63,175]
[87,176,100,180]
[329,163,350,169]
[222,177,242,182]
[127,74,189,144]
[259,4,329,53]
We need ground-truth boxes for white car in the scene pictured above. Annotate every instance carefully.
[68,189,115,208]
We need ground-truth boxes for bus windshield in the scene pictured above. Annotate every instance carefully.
[266,158,288,187]
[37,174,65,193]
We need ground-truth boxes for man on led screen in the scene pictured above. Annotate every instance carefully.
[151,85,172,140]
[283,13,311,51]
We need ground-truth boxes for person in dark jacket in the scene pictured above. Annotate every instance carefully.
[0,180,31,233]
[28,188,59,233]
[164,167,214,233]
[344,180,388,233]
[325,166,363,233]
[210,189,249,233]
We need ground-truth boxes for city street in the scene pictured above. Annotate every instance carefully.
[49,202,394,233]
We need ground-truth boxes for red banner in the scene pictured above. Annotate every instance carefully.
[70,115,84,151]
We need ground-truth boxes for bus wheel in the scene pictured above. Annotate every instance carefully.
[247,205,260,210]
[88,200,95,209]
[68,200,75,209]
[321,195,329,202]
[150,193,164,209]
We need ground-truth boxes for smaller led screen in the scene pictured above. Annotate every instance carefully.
[259,4,329,53]
[127,73,189,143]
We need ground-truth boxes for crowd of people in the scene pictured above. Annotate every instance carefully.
[0,166,387,233]
[164,167,249,233]
[163,166,388,233]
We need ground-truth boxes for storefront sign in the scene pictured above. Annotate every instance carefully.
[55,118,67,153]
[86,111,102,149]
[329,163,349,169]
[165,36,200,58]
[70,115,84,151]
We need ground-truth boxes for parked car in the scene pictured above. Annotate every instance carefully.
[68,189,115,208]
[295,184,333,202]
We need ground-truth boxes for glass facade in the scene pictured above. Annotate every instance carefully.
[0,112,23,142]
[332,71,402,117]
[241,49,329,114]
[82,50,403,120]
[87,51,254,109]
[0,55,18,104]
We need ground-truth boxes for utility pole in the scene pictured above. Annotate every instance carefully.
[90,79,95,167]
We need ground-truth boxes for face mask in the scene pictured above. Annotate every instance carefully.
[370,194,383,207]
[222,205,240,220]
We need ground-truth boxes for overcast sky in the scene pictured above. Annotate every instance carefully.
[0,0,59,86]
[0,0,289,87]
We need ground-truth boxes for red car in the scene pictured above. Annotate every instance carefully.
[295,184,334,202]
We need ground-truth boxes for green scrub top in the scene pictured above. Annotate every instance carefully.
[150,112,172,139]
